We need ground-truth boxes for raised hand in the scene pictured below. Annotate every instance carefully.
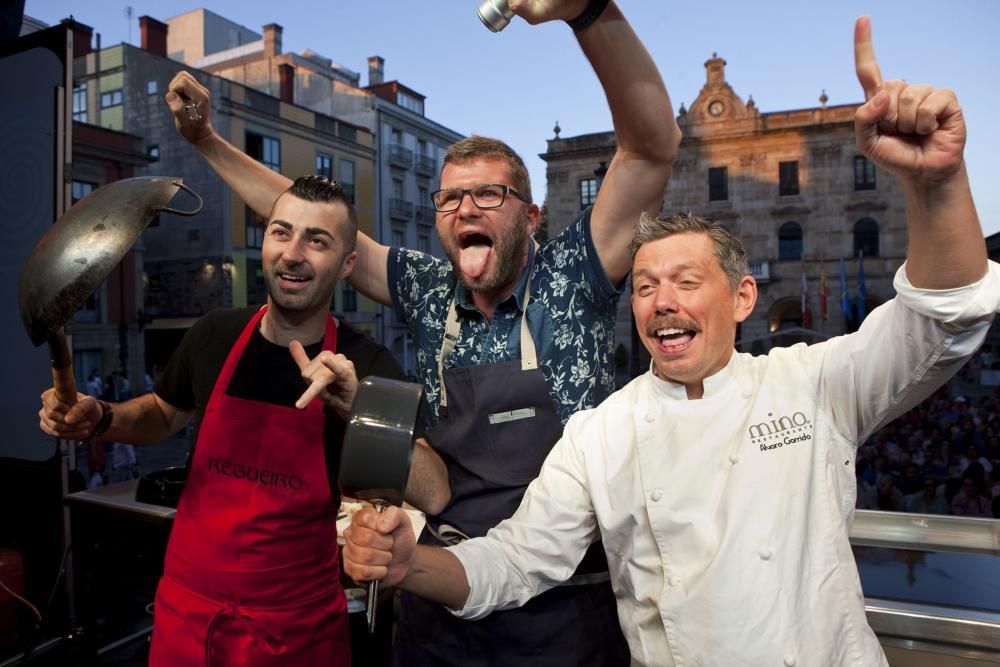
[508,0,589,25]
[165,71,215,146]
[38,389,100,441]
[289,340,358,418]
[342,505,416,588]
[854,16,965,185]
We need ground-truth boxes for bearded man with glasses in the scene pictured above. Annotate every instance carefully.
[165,1,680,663]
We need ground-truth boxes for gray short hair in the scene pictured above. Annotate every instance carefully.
[630,212,748,289]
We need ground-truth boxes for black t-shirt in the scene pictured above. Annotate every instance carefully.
[155,307,405,501]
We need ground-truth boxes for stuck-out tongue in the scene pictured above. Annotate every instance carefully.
[460,244,491,279]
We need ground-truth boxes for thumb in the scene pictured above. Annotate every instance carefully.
[855,90,888,153]
[378,506,407,535]
[164,91,184,112]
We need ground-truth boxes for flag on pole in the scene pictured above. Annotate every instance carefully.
[856,250,867,322]
[800,271,810,327]
[819,263,828,322]
[839,258,851,323]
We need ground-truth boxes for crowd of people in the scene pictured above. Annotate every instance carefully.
[856,378,1000,518]
[79,368,150,487]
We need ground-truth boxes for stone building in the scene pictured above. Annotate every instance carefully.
[164,10,464,372]
[542,54,905,380]
[68,16,378,369]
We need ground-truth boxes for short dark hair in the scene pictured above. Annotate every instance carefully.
[443,135,532,203]
[278,175,359,250]
[630,212,749,289]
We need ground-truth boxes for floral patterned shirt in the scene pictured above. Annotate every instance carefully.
[388,208,623,426]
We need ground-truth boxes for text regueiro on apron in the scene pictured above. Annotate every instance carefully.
[149,307,350,667]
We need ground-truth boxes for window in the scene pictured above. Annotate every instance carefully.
[417,139,428,156]
[779,161,799,196]
[778,222,803,261]
[580,178,597,210]
[397,91,424,115]
[245,206,267,249]
[100,89,123,108]
[392,178,404,199]
[72,180,95,203]
[854,156,876,191]
[341,284,357,312]
[246,259,267,305]
[246,131,281,172]
[708,167,728,201]
[148,145,160,160]
[391,128,403,145]
[72,83,87,122]
[392,228,405,248]
[340,159,355,202]
[417,234,430,254]
[854,217,879,258]
[146,80,158,96]
[316,153,333,179]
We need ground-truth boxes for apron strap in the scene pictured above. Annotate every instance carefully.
[438,240,539,413]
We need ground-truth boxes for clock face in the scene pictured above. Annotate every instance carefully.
[708,101,724,116]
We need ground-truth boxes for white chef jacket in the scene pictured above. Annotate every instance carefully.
[449,262,1000,667]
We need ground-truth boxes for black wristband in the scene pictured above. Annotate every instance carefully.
[567,0,610,32]
[91,400,114,439]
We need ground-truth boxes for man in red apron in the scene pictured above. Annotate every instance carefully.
[39,176,444,665]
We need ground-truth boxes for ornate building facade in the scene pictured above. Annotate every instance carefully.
[542,55,906,380]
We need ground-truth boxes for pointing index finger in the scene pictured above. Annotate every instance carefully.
[289,340,310,371]
[854,16,883,100]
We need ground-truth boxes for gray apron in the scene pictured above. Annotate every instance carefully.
[393,262,628,666]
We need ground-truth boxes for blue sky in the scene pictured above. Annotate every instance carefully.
[28,0,1000,236]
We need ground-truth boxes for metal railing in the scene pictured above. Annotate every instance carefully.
[415,153,436,176]
[388,144,413,169]
[389,198,413,220]
[850,510,1000,662]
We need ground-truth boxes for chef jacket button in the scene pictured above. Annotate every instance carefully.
[760,548,772,561]
[668,576,680,587]
[741,388,753,399]
[784,657,796,667]
[728,455,739,465]
[651,490,664,502]
[645,412,655,423]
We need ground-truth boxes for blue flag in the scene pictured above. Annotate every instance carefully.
[839,258,851,321]
[856,250,867,321]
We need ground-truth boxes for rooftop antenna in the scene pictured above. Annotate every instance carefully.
[125,6,134,44]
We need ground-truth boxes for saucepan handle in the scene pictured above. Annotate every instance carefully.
[158,181,204,217]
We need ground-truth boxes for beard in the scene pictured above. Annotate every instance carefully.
[263,262,327,316]
[440,208,531,294]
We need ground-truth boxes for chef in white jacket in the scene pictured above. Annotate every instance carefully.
[344,17,998,667]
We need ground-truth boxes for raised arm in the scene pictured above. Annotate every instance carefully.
[853,16,986,287]
[514,1,681,284]
[165,72,392,305]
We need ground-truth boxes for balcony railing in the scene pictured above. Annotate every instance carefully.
[415,204,436,225]
[388,143,413,169]
[414,153,436,176]
[389,198,413,221]
[749,260,770,283]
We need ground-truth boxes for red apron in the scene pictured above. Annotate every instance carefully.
[149,307,350,667]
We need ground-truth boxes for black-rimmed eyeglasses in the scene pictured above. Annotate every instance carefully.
[430,184,530,212]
